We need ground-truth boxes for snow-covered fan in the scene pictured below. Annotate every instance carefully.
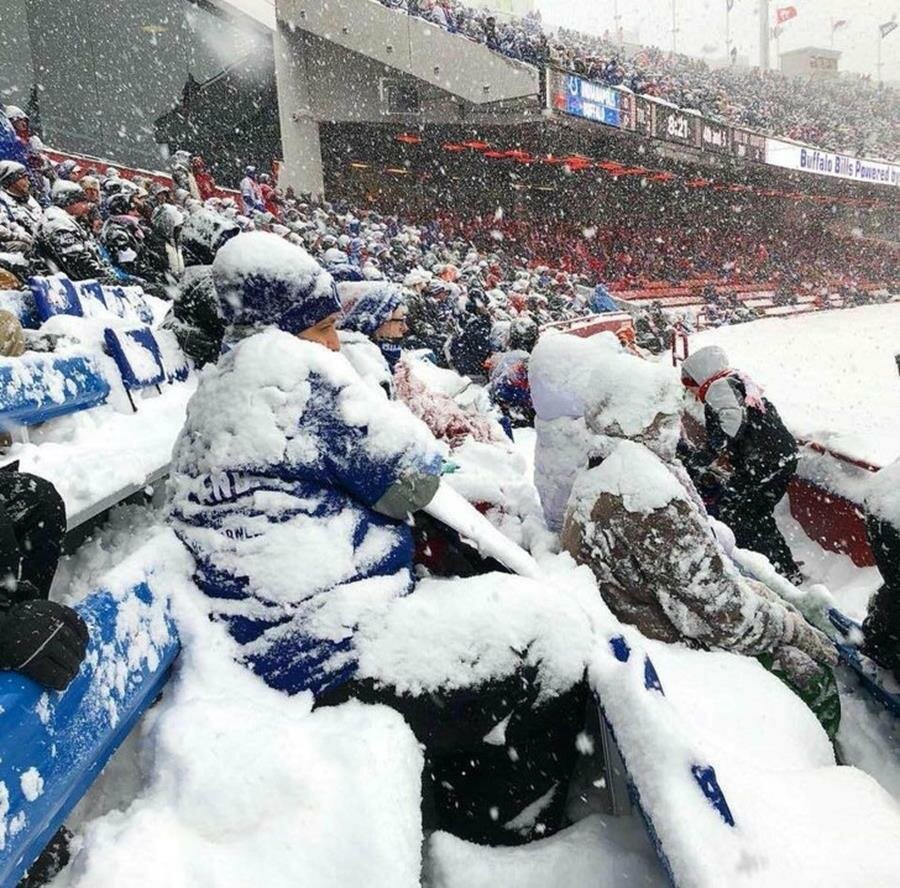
[212,231,340,334]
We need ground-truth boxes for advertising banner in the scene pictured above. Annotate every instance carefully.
[765,138,900,187]
[699,120,730,153]
[732,129,766,163]
[620,92,655,136]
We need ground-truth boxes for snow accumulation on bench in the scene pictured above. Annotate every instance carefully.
[8,377,195,524]
[693,304,900,468]
[48,527,900,888]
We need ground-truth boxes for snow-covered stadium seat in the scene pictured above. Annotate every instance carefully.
[0,288,39,329]
[103,326,166,398]
[0,354,110,431]
[29,274,82,321]
[28,275,155,327]
[0,575,179,887]
[154,327,191,383]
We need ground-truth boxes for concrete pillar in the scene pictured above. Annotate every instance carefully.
[274,22,324,197]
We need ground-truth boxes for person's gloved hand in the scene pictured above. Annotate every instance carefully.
[0,600,89,691]
[373,471,441,520]
[786,612,838,667]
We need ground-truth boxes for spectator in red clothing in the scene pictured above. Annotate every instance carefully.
[258,173,281,219]
[191,156,217,201]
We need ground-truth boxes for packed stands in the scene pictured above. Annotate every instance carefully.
[374,0,900,162]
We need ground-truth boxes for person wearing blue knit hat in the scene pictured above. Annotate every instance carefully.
[173,230,443,700]
[171,231,592,848]
[338,281,408,370]
[212,230,343,347]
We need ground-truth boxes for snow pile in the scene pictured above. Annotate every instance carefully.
[567,441,685,517]
[590,628,900,887]
[692,305,900,466]
[529,330,622,421]
[56,532,425,888]
[441,437,548,549]
[11,379,194,522]
[583,351,682,441]
[427,813,665,888]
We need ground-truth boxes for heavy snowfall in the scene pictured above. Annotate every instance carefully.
[0,1,898,887]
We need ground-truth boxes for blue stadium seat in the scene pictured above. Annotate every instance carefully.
[154,328,191,383]
[0,354,110,431]
[0,289,39,329]
[101,285,153,325]
[28,275,82,322]
[102,327,166,402]
[0,580,180,888]
[73,280,109,317]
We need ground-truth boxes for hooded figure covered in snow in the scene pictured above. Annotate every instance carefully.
[170,232,443,696]
[561,349,840,737]
[169,233,593,846]
[679,345,801,582]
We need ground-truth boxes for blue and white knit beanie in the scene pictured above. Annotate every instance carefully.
[338,282,405,336]
[212,232,341,334]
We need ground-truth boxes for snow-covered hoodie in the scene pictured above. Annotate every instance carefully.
[561,349,831,669]
[169,330,444,697]
[529,331,622,531]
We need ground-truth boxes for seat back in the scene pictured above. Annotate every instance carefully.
[28,274,82,321]
[0,580,179,887]
[102,326,166,391]
[0,289,39,329]
[0,354,110,430]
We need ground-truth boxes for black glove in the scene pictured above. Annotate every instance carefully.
[0,600,89,691]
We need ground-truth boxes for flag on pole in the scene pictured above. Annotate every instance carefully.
[831,19,848,33]
[776,6,798,25]
[880,20,898,38]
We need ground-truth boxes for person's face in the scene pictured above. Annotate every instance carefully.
[83,185,100,204]
[66,200,92,218]
[12,119,28,138]
[6,174,30,198]
[374,307,409,341]
[297,312,341,352]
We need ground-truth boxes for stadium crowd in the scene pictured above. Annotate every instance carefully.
[1,95,900,880]
[2,101,896,367]
[375,0,900,161]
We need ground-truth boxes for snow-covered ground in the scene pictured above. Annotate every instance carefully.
[692,304,900,467]
[11,309,899,887]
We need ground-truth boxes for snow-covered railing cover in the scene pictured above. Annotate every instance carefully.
[0,579,179,887]
[0,353,110,430]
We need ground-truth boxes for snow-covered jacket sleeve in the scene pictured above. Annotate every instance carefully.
[562,464,793,655]
[310,372,443,510]
[705,377,746,441]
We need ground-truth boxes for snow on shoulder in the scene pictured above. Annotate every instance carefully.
[582,348,683,440]
[866,458,900,526]
[568,440,685,518]
[173,328,435,476]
